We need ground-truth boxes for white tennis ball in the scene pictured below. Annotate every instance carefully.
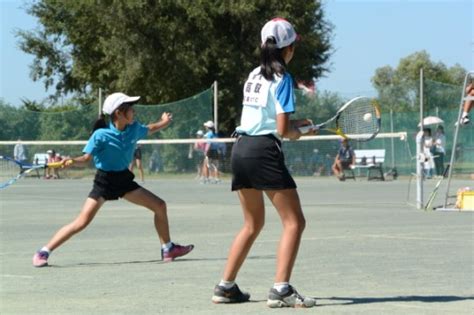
[363,113,372,122]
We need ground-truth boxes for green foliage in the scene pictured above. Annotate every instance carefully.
[17,0,333,134]
[371,50,467,112]
[0,97,96,141]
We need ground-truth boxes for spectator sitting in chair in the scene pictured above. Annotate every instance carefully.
[332,139,355,181]
[45,150,63,179]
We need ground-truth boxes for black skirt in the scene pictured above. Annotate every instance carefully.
[231,134,296,191]
[88,169,141,200]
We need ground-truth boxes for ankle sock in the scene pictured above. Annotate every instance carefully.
[40,247,51,254]
[219,280,235,289]
[273,282,289,294]
[161,242,173,251]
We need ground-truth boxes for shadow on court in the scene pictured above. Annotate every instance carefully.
[46,254,276,268]
[315,295,474,306]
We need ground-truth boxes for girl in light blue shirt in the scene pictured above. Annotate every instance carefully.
[33,93,194,267]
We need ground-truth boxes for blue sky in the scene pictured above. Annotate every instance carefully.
[1,0,473,106]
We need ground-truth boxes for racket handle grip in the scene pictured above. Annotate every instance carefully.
[298,124,319,134]
[47,161,63,168]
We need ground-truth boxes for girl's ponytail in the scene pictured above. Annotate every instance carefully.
[260,37,287,80]
[91,114,108,134]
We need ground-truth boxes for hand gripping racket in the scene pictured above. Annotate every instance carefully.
[299,96,381,142]
[0,156,73,189]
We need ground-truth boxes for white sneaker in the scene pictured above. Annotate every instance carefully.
[267,285,316,308]
[457,115,470,126]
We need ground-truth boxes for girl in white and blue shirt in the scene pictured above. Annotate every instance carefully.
[212,18,316,308]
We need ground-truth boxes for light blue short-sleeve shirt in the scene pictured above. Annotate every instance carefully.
[236,67,295,137]
[83,121,149,171]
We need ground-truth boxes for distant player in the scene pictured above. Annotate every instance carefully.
[129,144,145,182]
[212,18,316,308]
[32,92,193,267]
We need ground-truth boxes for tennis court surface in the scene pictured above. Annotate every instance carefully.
[1,177,473,314]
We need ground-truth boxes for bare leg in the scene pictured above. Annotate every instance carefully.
[136,159,144,182]
[123,187,170,244]
[332,159,342,177]
[202,157,210,180]
[265,189,305,282]
[463,84,473,113]
[222,189,265,281]
[46,197,105,251]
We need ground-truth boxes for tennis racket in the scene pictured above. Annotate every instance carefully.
[299,96,381,142]
[0,156,70,189]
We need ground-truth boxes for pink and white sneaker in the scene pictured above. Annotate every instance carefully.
[161,243,194,262]
[33,250,49,267]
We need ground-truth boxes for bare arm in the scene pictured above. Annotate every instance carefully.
[62,153,92,167]
[276,113,316,140]
[148,112,173,135]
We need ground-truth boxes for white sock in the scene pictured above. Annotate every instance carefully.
[273,282,289,293]
[219,280,235,289]
[40,246,51,254]
[462,111,468,118]
[161,242,173,251]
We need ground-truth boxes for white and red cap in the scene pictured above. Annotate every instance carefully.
[103,92,141,115]
[203,120,215,128]
[261,18,298,49]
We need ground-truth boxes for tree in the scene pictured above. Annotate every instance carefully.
[17,0,333,134]
[371,50,467,112]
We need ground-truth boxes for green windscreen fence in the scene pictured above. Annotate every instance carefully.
[0,87,213,141]
[134,88,213,139]
[293,79,473,176]
[1,80,472,177]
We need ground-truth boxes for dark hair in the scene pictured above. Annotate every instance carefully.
[91,114,108,133]
[259,37,287,80]
[208,126,216,134]
[92,102,136,134]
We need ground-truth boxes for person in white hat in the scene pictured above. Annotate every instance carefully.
[32,92,193,268]
[202,120,221,183]
[212,18,316,308]
[188,130,207,180]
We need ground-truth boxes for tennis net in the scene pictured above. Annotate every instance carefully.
[0,132,408,180]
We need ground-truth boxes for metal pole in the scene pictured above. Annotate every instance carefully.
[443,71,473,207]
[213,81,218,131]
[416,68,424,210]
[98,88,102,118]
[390,108,395,169]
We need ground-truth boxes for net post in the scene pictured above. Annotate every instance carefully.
[213,81,218,131]
[416,68,424,210]
[390,108,395,169]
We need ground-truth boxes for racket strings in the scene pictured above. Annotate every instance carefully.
[338,100,378,136]
[0,158,22,187]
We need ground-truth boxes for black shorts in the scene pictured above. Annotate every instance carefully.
[133,148,142,159]
[206,148,219,160]
[341,160,352,169]
[88,169,141,201]
[231,134,296,191]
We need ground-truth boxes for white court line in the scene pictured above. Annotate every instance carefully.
[256,232,472,243]
[2,274,34,279]
[363,233,472,241]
